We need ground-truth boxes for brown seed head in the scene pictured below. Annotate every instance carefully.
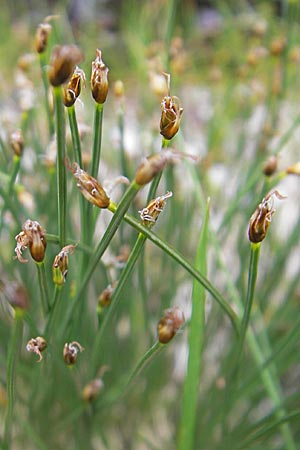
[157,306,185,344]
[63,341,84,365]
[48,45,83,87]
[91,49,109,104]
[160,73,183,140]
[134,153,167,186]
[52,244,76,285]
[263,155,278,176]
[66,160,110,208]
[35,22,52,53]
[26,336,47,362]
[286,161,300,175]
[0,281,29,311]
[270,36,287,56]
[139,191,173,227]
[248,190,286,243]
[63,67,86,107]
[15,219,46,263]
[82,378,104,402]
[98,282,117,307]
[10,130,24,157]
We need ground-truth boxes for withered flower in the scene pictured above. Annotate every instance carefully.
[98,281,117,308]
[15,219,46,263]
[160,73,183,140]
[10,130,24,157]
[63,341,84,365]
[48,45,83,87]
[139,191,173,227]
[63,67,86,107]
[262,155,277,177]
[26,336,47,362]
[248,190,286,243]
[82,378,104,402]
[66,160,110,208]
[286,162,300,175]
[35,22,52,53]
[0,280,29,311]
[91,49,109,104]
[134,153,168,186]
[52,244,76,286]
[157,306,185,344]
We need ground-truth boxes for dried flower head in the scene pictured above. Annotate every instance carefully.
[248,190,286,243]
[286,162,300,175]
[66,160,110,208]
[160,73,183,140]
[82,378,104,402]
[139,191,173,227]
[157,306,185,344]
[35,22,52,53]
[63,67,86,107]
[48,45,83,87]
[63,341,84,365]
[91,49,109,104]
[113,80,124,98]
[10,129,24,157]
[52,244,76,286]
[26,336,47,362]
[15,219,46,263]
[98,281,117,308]
[0,280,29,311]
[134,153,168,186]
[263,155,278,176]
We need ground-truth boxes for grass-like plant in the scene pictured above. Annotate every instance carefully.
[1,2,300,449]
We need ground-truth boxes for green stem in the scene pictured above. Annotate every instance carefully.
[108,203,240,334]
[53,86,66,248]
[90,232,146,375]
[90,103,104,179]
[239,242,261,352]
[61,181,141,334]
[147,138,170,201]
[67,105,87,246]
[178,200,209,450]
[39,53,54,137]
[36,262,50,315]
[44,285,62,340]
[117,104,129,180]
[4,310,23,450]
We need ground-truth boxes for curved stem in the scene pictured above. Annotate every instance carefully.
[61,181,141,335]
[108,203,240,334]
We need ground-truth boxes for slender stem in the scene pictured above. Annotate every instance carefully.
[90,233,146,375]
[86,103,104,242]
[44,285,62,340]
[90,103,104,178]
[239,243,261,352]
[178,200,209,450]
[45,233,92,254]
[117,104,129,180]
[67,105,87,246]
[4,310,23,450]
[108,203,240,334]
[61,181,141,334]
[67,105,82,166]
[147,138,170,201]
[39,53,54,137]
[53,86,67,248]
[36,262,50,315]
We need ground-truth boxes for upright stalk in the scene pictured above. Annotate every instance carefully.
[36,262,50,316]
[53,86,67,248]
[39,53,54,137]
